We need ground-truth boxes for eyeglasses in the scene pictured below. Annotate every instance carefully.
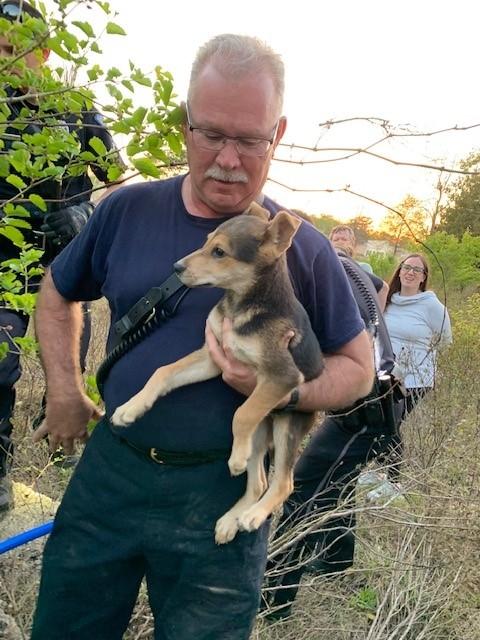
[400,264,425,274]
[0,2,43,21]
[185,102,279,158]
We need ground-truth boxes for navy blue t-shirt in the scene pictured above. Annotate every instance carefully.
[51,175,364,451]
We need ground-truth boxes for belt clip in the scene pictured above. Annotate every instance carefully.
[150,448,165,464]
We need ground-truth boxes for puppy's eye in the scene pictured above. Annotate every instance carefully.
[211,247,226,258]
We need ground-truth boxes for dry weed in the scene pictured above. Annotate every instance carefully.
[0,300,479,639]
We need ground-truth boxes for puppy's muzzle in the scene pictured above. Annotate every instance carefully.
[174,260,186,276]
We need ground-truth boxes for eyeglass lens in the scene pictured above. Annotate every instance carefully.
[402,264,423,273]
[0,4,21,17]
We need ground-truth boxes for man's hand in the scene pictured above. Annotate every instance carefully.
[32,391,103,454]
[205,318,257,396]
[41,201,94,248]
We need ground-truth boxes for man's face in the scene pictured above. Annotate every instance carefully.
[0,34,47,73]
[185,63,286,216]
[330,230,355,254]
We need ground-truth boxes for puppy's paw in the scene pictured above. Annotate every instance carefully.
[111,397,147,426]
[215,512,240,544]
[238,505,269,532]
[227,454,248,477]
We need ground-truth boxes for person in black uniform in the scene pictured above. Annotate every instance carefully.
[0,0,124,509]
[262,250,405,620]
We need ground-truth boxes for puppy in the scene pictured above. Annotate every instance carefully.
[112,203,324,543]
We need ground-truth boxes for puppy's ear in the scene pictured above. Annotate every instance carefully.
[263,211,302,257]
[245,201,270,221]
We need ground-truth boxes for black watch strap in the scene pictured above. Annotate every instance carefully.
[271,387,300,414]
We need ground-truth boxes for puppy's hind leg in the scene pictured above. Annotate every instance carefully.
[228,377,299,476]
[238,411,315,533]
[215,419,271,545]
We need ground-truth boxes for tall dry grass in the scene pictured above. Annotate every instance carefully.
[1,296,479,639]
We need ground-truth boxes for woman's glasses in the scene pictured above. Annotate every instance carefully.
[400,264,425,275]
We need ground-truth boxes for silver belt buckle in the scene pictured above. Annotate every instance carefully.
[150,448,165,464]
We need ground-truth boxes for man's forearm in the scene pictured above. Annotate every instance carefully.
[295,330,375,412]
[34,269,84,394]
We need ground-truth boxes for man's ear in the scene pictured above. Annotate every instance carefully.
[272,116,287,150]
[245,201,270,221]
[263,211,301,257]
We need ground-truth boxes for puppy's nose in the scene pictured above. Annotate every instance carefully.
[174,261,186,275]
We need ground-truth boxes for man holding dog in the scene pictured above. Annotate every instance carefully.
[31,34,374,639]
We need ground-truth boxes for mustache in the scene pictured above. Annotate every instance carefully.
[204,165,248,184]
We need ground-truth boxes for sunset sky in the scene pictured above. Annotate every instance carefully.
[67,0,480,227]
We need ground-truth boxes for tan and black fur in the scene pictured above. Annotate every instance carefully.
[112,203,324,544]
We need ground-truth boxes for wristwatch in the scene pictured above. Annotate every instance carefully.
[272,387,300,414]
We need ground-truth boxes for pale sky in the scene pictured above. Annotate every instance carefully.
[63,0,480,227]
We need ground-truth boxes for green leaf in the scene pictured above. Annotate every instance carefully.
[6,174,27,190]
[166,106,186,126]
[0,226,25,246]
[0,157,10,177]
[89,136,108,157]
[106,67,122,81]
[166,133,183,156]
[87,64,103,82]
[0,342,9,362]
[132,158,160,178]
[28,194,47,212]
[90,42,102,54]
[106,22,127,36]
[14,335,38,355]
[107,165,123,182]
[131,107,147,127]
[46,37,70,61]
[111,120,131,135]
[72,21,95,38]
[4,218,31,229]
[121,79,134,92]
[131,70,152,87]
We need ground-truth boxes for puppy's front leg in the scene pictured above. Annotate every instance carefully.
[112,345,220,426]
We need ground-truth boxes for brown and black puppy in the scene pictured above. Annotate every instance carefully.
[112,203,324,543]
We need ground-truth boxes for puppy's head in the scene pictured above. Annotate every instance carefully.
[174,205,301,291]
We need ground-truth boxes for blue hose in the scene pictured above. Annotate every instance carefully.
[0,520,54,555]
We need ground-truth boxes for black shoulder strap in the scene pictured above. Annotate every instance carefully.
[112,272,185,346]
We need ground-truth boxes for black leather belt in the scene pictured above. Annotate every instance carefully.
[116,433,230,467]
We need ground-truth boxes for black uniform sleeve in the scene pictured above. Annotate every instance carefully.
[367,271,384,293]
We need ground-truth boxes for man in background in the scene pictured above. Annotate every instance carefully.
[0,0,123,509]
[329,225,389,310]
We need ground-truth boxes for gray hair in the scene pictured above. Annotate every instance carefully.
[188,34,285,114]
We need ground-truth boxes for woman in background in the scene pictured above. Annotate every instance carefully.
[384,253,452,474]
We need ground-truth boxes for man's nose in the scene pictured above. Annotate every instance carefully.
[215,140,242,170]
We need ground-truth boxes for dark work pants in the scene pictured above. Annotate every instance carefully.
[387,387,430,481]
[32,420,269,640]
[266,403,403,609]
[0,304,91,476]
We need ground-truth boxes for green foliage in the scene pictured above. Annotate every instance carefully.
[85,374,102,433]
[309,213,342,235]
[350,586,378,620]
[365,251,397,281]
[0,245,43,313]
[346,215,374,244]
[440,152,480,237]
[381,194,428,244]
[449,293,480,346]
[424,231,480,294]
[0,0,185,365]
